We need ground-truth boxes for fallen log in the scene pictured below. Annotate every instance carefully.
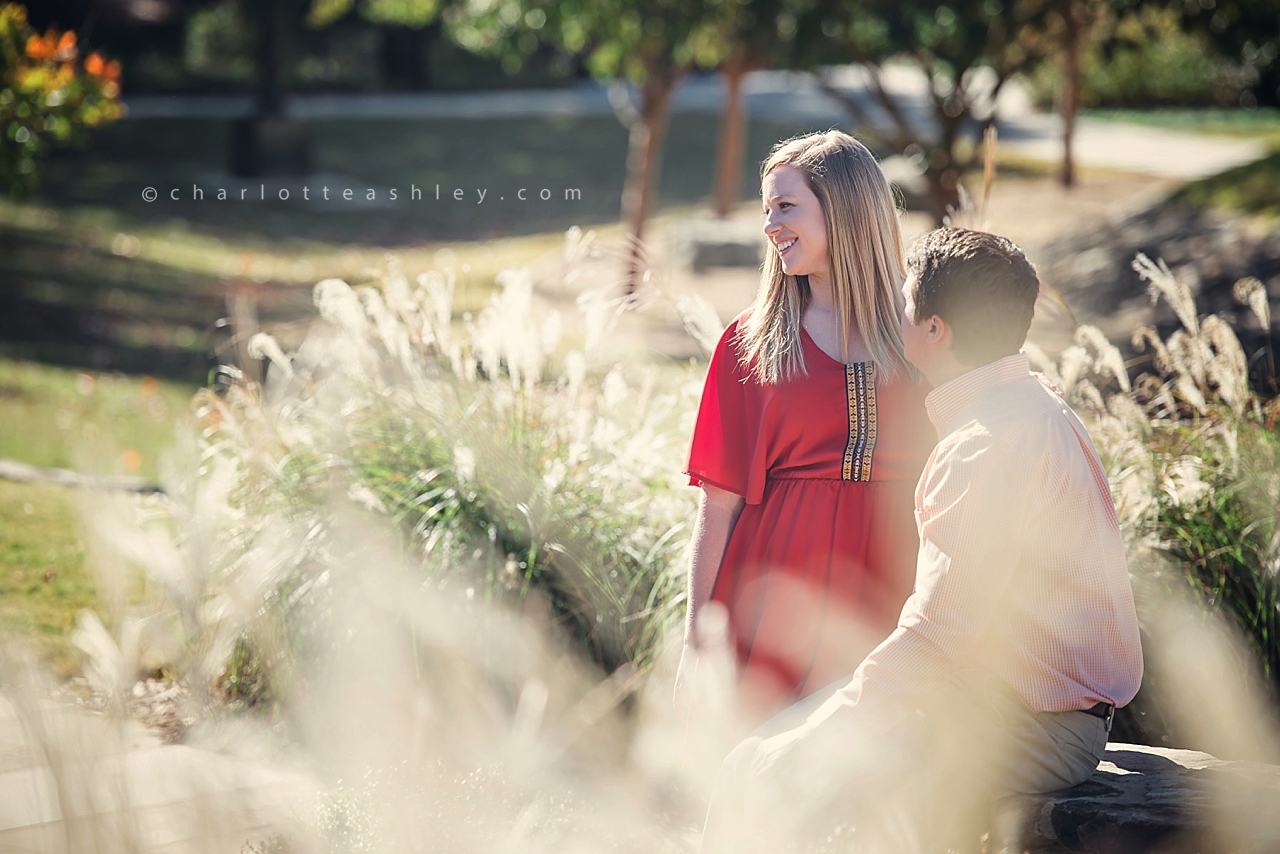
[0,458,164,495]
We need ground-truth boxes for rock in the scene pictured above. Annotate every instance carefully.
[668,218,764,273]
[994,743,1280,853]
[1031,199,1280,360]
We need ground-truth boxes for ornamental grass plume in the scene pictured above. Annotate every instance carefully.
[1234,276,1271,332]
[198,228,712,682]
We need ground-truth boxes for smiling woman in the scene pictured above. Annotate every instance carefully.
[761,165,830,298]
[676,131,936,723]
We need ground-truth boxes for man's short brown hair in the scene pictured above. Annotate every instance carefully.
[905,227,1039,366]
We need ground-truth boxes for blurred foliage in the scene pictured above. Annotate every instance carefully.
[1154,424,1280,685]
[1177,149,1280,220]
[1026,5,1249,108]
[714,0,807,72]
[184,0,255,83]
[1178,0,1280,107]
[308,0,444,29]
[445,0,734,84]
[446,0,738,288]
[0,3,123,200]
[793,0,1059,222]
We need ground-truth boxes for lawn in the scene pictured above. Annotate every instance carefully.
[1178,148,1280,221]
[0,479,97,678]
[0,358,194,676]
[0,358,194,479]
[1082,107,1280,141]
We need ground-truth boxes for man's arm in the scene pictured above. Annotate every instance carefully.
[803,432,1032,735]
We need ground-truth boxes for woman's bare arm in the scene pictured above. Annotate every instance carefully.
[683,483,747,647]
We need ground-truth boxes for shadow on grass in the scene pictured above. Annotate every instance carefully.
[32,114,825,244]
[5,113,828,382]
[1178,148,1280,221]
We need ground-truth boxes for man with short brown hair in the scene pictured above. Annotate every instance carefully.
[699,227,1144,853]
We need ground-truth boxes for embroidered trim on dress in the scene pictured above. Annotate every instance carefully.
[841,362,878,481]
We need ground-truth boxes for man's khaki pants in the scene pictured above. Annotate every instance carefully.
[700,668,1110,854]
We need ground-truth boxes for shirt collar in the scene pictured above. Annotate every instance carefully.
[925,352,1031,437]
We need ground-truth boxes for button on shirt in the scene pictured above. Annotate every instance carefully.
[809,352,1143,732]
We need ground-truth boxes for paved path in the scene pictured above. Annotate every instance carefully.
[997,112,1265,180]
[0,696,316,853]
[123,68,1266,181]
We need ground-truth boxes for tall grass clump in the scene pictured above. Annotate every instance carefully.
[196,229,715,696]
[1028,255,1280,756]
[0,228,749,852]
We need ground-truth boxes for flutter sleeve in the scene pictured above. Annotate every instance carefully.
[685,319,768,503]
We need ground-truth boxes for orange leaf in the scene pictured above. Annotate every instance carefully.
[25,34,51,60]
[55,30,77,61]
[121,449,141,473]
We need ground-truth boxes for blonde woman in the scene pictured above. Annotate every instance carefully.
[679,131,935,719]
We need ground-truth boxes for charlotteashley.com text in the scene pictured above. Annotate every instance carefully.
[141,184,583,204]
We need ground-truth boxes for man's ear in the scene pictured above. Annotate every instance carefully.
[924,315,950,346]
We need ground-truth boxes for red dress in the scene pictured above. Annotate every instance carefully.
[686,315,935,715]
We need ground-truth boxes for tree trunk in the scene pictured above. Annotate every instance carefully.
[925,168,962,227]
[1061,2,1082,188]
[621,75,678,294]
[925,133,963,226]
[381,22,438,91]
[231,0,309,177]
[255,0,285,117]
[713,58,749,218]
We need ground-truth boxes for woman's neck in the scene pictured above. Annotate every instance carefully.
[802,271,870,363]
[806,271,835,310]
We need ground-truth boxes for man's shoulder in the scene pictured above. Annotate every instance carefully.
[939,376,1078,458]
[932,421,1006,472]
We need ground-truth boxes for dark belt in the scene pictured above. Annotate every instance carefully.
[1084,701,1115,727]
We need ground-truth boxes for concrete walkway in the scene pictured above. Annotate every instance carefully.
[0,696,316,854]
[122,68,1266,181]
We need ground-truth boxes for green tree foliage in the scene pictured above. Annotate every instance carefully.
[1177,0,1280,106]
[795,0,1055,223]
[1028,5,1249,109]
[185,1,256,83]
[449,0,736,289]
[308,0,444,29]
[308,0,450,91]
[0,3,124,200]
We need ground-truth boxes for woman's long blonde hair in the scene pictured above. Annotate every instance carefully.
[737,130,914,384]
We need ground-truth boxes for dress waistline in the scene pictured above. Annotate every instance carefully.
[765,473,917,484]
